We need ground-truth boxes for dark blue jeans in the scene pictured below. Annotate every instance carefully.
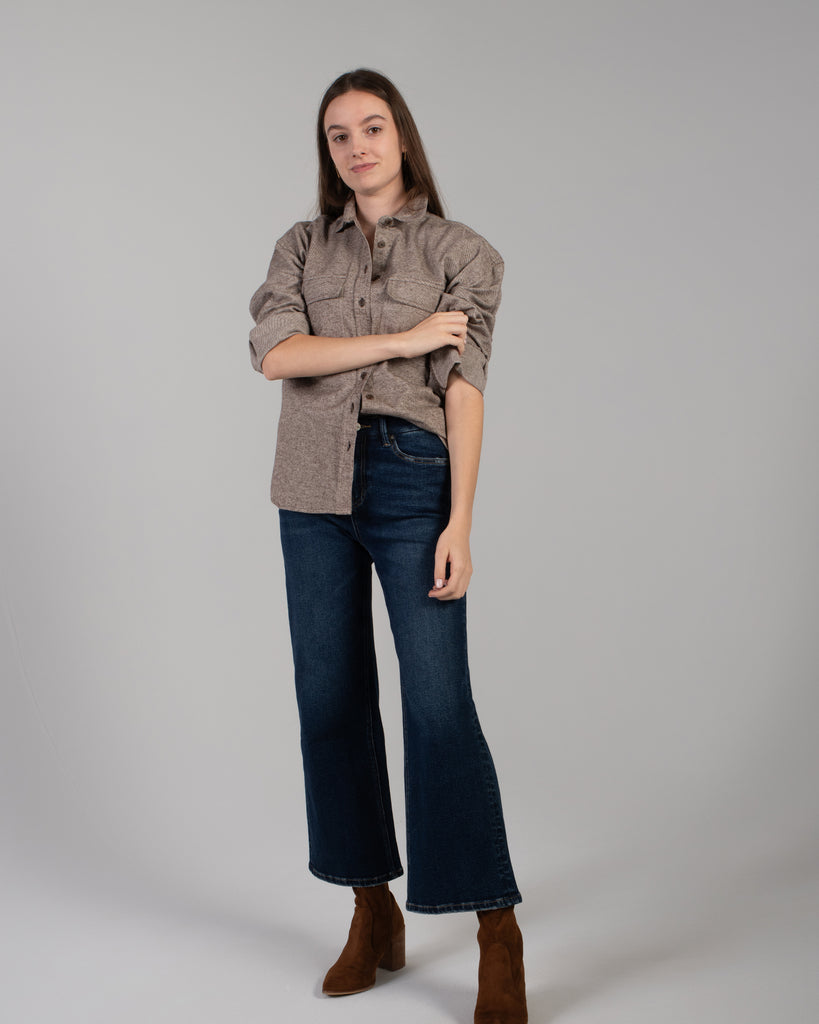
[278,415,521,914]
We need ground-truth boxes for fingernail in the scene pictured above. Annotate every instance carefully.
[435,579,444,589]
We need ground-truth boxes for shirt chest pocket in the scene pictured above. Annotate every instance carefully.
[302,274,347,337]
[383,276,443,334]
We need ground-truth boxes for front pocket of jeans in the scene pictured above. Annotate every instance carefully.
[388,427,449,465]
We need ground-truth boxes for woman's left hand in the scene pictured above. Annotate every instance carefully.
[428,521,473,600]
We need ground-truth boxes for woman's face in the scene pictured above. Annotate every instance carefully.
[324,90,406,200]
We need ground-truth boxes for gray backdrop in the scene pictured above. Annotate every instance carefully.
[2,2,817,1022]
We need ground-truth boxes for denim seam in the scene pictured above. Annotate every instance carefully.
[360,573,399,869]
[461,593,518,895]
[309,863,404,886]
[406,892,522,915]
[471,695,518,892]
[387,431,449,465]
[376,414,447,465]
[388,438,449,466]
[400,675,413,885]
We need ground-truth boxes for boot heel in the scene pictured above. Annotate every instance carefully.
[379,925,405,971]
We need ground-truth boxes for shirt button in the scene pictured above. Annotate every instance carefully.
[360,371,367,379]
[347,441,351,450]
[372,274,380,281]
[365,393,374,400]
[358,297,365,306]
[350,402,354,412]
[377,240,386,248]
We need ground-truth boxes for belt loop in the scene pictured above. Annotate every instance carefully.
[378,416,389,445]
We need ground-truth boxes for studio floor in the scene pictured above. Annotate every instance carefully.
[4,840,817,1024]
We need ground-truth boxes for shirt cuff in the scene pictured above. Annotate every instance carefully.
[249,314,310,374]
[428,341,488,398]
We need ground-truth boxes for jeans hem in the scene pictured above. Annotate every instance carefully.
[405,891,522,915]
[309,862,405,887]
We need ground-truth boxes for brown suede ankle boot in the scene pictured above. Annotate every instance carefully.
[474,906,528,1023]
[322,883,406,996]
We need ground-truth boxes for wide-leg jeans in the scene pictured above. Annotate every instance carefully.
[278,415,522,913]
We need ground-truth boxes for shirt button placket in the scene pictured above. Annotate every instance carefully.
[356,219,390,436]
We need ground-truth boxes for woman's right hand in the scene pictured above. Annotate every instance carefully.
[393,311,468,359]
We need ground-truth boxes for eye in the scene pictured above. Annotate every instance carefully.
[331,133,346,143]
[367,125,382,134]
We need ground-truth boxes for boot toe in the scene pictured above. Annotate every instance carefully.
[322,976,376,996]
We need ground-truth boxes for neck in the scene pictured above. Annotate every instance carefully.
[353,185,411,232]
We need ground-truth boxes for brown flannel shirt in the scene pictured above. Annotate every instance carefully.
[248,192,504,514]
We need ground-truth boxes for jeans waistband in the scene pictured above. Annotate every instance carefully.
[358,414,421,435]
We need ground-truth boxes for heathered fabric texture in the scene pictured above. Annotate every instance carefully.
[248,192,504,514]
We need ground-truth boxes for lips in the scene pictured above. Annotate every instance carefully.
[352,163,376,172]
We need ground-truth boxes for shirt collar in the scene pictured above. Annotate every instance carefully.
[333,192,429,232]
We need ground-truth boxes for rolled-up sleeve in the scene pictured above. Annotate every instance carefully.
[248,224,311,375]
[428,237,504,398]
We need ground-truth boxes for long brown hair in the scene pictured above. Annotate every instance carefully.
[312,68,446,221]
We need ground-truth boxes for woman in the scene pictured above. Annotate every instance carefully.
[248,68,527,1024]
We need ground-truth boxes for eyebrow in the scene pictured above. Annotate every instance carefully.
[325,113,387,135]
